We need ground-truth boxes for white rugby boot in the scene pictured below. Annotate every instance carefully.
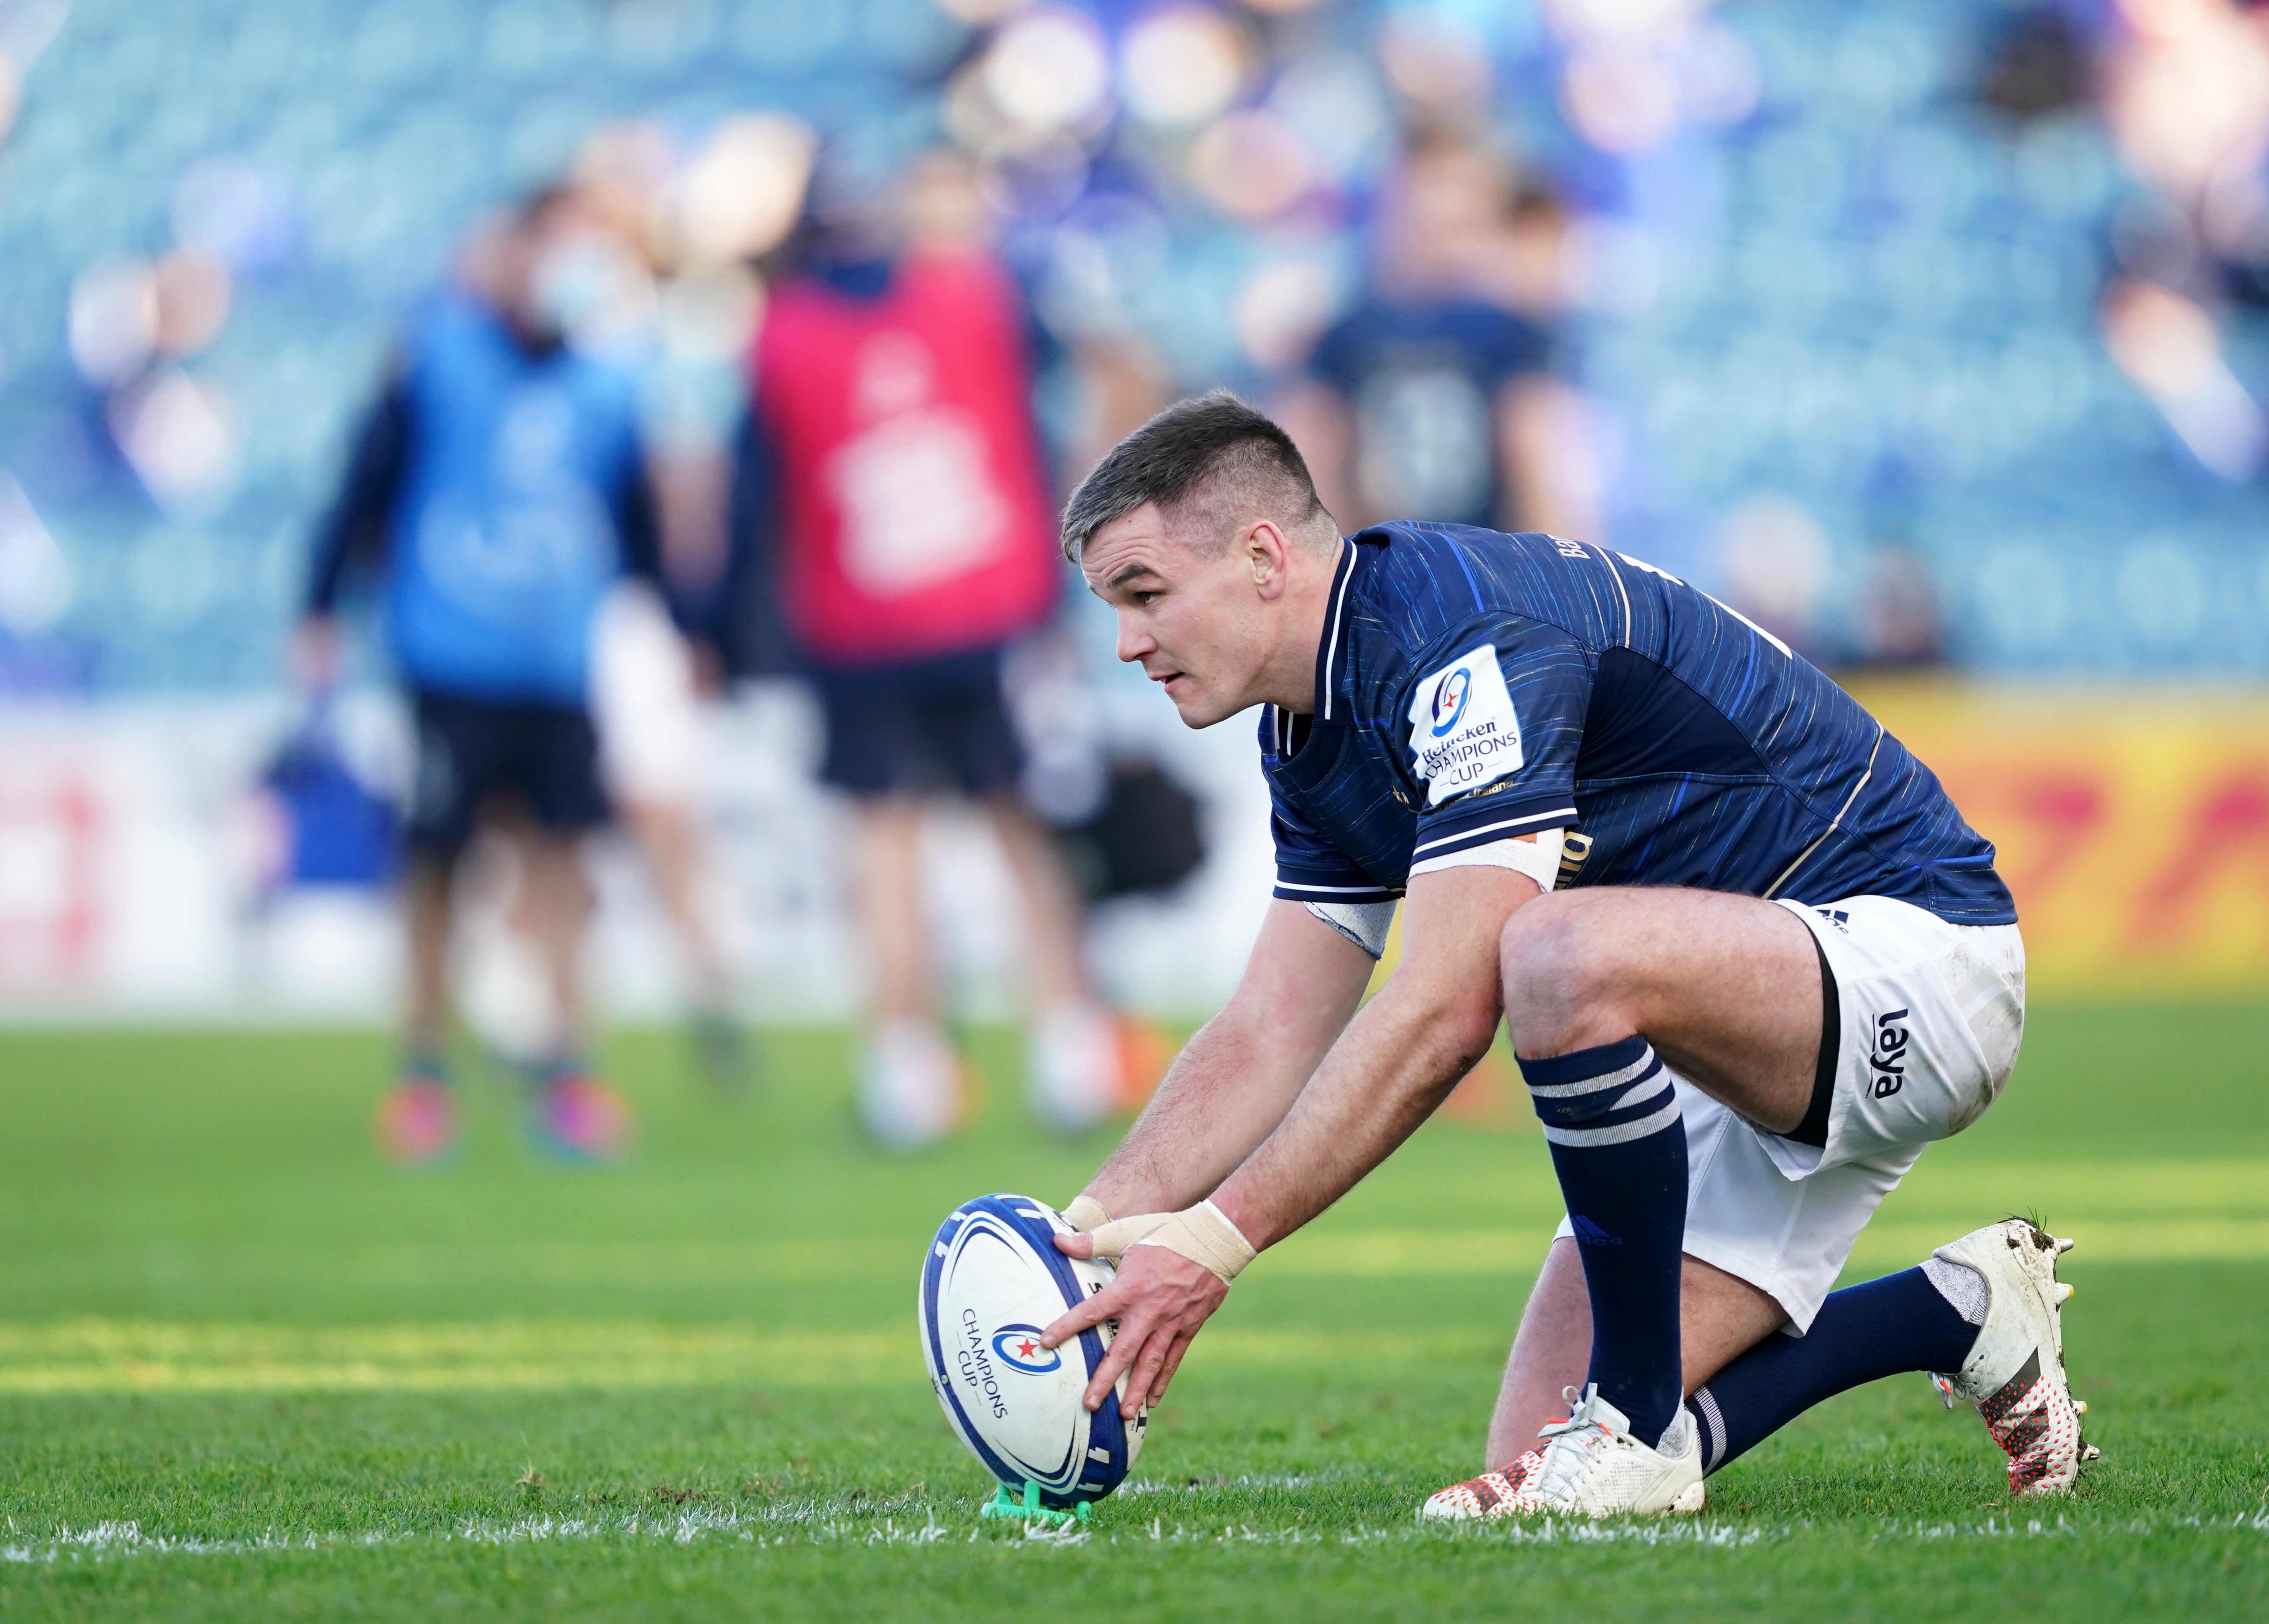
[1526,1385,1706,1519]
[1027,1001,1119,1137]
[856,1020,964,1151]
[1931,1218,2101,1497]
[1418,1449,1546,1521]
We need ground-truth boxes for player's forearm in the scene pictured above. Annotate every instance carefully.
[1209,972,1499,1251]
[1207,867,1531,1252]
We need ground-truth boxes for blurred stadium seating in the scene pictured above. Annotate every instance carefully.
[0,0,2263,1017]
[0,0,2264,690]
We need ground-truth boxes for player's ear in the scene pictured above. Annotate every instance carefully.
[1245,519,1290,599]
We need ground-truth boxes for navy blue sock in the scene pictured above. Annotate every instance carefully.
[1686,1265,1984,1475]
[1523,1036,1687,1446]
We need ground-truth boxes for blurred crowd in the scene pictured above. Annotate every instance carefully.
[1,0,2268,1150]
[0,0,2266,690]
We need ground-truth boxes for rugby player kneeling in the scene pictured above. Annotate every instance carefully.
[1036,392,2096,1519]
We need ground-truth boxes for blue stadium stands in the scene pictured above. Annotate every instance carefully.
[0,0,2262,690]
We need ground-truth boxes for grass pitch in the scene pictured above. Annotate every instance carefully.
[1,1003,2265,1621]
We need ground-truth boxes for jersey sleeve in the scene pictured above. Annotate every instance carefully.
[1260,710,1396,905]
[305,370,411,616]
[1268,785,1397,904]
[1399,618,1589,867]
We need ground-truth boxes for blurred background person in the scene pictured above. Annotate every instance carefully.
[1277,129,1599,542]
[299,184,650,1166]
[587,575,746,1087]
[730,146,1142,1151]
[562,116,826,1094]
[2093,0,2269,484]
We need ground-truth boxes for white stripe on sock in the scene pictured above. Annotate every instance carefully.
[1692,1388,1725,1472]
[1523,1047,1660,1099]
[1540,1092,1681,1148]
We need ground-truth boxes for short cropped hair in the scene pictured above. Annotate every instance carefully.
[1060,389,1330,562]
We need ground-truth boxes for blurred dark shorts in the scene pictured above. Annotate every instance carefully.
[813,647,1024,799]
[407,689,610,858]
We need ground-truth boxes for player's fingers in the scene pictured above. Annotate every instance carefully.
[1052,1231,1096,1260]
[1038,1282,1120,1350]
[1127,1332,1176,1418]
[1083,1312,1151,1413]
[1121,1326,1175,1419]
[1147,1330,1194,1411]
[1072,1213,1172,1261]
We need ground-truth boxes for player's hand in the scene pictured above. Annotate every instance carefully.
[1039,1241,1227,1419]
[1055,1212,1170,1262]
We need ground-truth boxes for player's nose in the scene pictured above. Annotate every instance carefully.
[1115,613,1156,665]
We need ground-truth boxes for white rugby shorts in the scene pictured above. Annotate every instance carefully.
[1553,893,2026,1331]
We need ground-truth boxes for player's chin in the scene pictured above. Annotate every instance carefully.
[1163,678,1228,728]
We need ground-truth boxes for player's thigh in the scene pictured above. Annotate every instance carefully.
[1499,886,1821,1125]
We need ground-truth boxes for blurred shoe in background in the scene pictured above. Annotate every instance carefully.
[1028,999,1119,1137]
[1028,1004,1177,1136]
[857,1019,966,1152]
[373,1062,459,1167]
[527,1061,635,1163]
[1112,1011,1176,1115]
[687,1003,753,1094]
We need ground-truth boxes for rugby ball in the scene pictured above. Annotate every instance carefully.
[919,1193,1146,1508]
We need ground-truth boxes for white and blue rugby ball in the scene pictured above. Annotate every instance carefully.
[920,1194,1146,1508]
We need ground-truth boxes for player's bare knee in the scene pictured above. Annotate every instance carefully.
[1499,896,1619,1042]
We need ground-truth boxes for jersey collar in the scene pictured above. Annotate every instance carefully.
[1313,535,1360,723]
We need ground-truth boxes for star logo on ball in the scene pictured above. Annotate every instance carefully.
[991,1324,1063,1375]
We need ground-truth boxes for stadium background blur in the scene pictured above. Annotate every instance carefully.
[0,0,2264,1030]
[1,7,2267,1615]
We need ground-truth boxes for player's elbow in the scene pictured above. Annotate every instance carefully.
[1412,984,1504,1084]
[1383,949,1506,1082]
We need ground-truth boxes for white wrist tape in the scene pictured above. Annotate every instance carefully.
[1407,828,1566,892]
[1062,1194,1111,1233]
[1129,1199,1257,1285]
[1079,1211,1171,1259]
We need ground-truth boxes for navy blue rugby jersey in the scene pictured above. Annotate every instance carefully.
[1261,524,2015,925]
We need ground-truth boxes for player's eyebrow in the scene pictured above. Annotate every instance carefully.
[1104,562,1163,592]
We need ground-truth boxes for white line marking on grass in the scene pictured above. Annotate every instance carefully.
[0,1522,403,1563]
[6,1505,2263,1566]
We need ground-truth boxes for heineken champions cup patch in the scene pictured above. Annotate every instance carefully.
[1406,643,1524,806]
